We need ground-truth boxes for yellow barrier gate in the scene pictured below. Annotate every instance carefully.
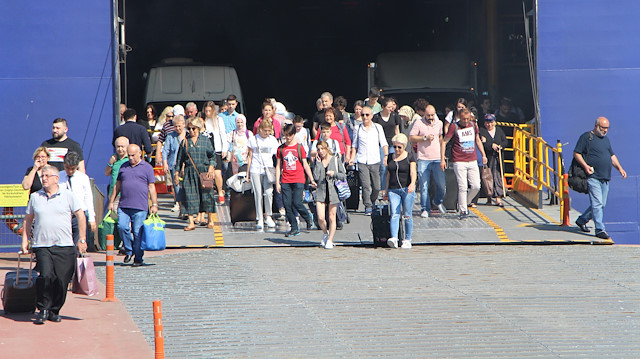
[510,127,566,222]
[496,122,536,191]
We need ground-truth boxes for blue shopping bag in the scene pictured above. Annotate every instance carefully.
[141,214,166,251]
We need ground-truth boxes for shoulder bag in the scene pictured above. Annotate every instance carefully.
[333,156,351,201]
[567,132,592,194]
[186,140,214,189]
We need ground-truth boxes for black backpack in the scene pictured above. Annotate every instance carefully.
[567,132,592,194]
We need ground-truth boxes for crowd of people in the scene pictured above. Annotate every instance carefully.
[110,90,524,249]
[17,85,627,323]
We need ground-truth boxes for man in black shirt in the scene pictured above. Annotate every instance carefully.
[41,118,85,173]
[573,116,626,241]
[113,108,152,158]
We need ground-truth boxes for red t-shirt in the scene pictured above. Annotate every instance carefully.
[277,143,307,183]
[314,124,351,154]
[444,121,479,162]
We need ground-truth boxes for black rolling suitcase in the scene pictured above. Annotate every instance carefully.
[345,166,360,211]
[229,189,257,225]
[442,166,459,211]
[2,252,38,314]
[371,202,404,247]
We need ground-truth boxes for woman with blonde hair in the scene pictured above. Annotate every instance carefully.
[246,119,279,230]
[381,133,417,249]
[22,146,52,194]
[312,140,346,249]
[174,117,217,231]
[202,100,227,203]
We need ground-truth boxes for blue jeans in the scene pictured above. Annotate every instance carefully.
[417,159,446,212]
[117,207,148,263]
[388,188,415,242]
[281,182,312,232]
[577,177,609,233]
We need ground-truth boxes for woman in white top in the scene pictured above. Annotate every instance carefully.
[245,120,279,230]
[203,101,227,204]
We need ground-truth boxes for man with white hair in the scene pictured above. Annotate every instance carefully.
[22,165,87,324]
[185,102,198,119]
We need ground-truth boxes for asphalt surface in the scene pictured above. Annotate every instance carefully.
[96,245,640,358]
[2,193,637,358]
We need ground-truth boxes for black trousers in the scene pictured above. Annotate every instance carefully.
[34,246,76,314]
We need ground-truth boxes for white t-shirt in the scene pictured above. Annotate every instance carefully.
[204,116,227,153]
[248,134,278,174]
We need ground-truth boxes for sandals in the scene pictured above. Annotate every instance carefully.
[184,225,196,231]
[468,203,477,209]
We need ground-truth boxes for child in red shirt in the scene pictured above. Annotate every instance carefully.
[276,124,317,237]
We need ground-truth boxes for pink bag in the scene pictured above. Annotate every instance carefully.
[72,254,99,296]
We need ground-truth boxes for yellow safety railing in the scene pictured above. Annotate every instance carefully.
[511,126,566,221]
[496,122,536,190]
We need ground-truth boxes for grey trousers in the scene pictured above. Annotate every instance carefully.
[358,163,381,209]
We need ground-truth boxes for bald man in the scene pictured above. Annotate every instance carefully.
[108,144,157,266]
[573,117,626,241]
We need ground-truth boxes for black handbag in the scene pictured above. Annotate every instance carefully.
[567,132,592,194]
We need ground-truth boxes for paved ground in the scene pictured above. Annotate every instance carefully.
[96,245,640,358]
[2,193,637,358]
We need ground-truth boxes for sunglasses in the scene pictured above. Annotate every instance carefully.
[166,115,174,118]
[393,145,404,149]
[188,127,198,131]
[362,113,372,117]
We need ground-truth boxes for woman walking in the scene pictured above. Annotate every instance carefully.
[479,114,508,206]
[174,117,216,231]
[246,120,279,230]
[312,140,346,248]
[382,134,417,249]
[203,101,227,204]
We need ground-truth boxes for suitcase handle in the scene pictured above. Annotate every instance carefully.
[16,251,35,287]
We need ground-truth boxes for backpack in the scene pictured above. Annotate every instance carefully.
[567,132,592,194]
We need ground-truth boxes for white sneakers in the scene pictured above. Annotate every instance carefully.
[265,216,276,228]
[421,210,429,218]
[256,219,264,230]
[437,204,447,215]
[171,203,180,212]
[387,237,412,249]
[321,234,329,247]
[324,241,334,249]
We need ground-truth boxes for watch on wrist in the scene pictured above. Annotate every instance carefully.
[423,135,428,141]
[79,240,86,244]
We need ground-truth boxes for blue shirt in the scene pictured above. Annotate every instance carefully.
[161,132,183,169]
[219,110,238,133]
[574,131,614,181]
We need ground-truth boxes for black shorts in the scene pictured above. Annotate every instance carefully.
[215,153,223,171]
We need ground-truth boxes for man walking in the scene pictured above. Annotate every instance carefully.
[410,104,447,218]
[440,108,487,219]
[349,106,388,215]
[61,151,97,247]
[108,144,157,266]
[113,108,152,159]
[41,118,85,173]
[22,165,87,324]
[574,117,626,240]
